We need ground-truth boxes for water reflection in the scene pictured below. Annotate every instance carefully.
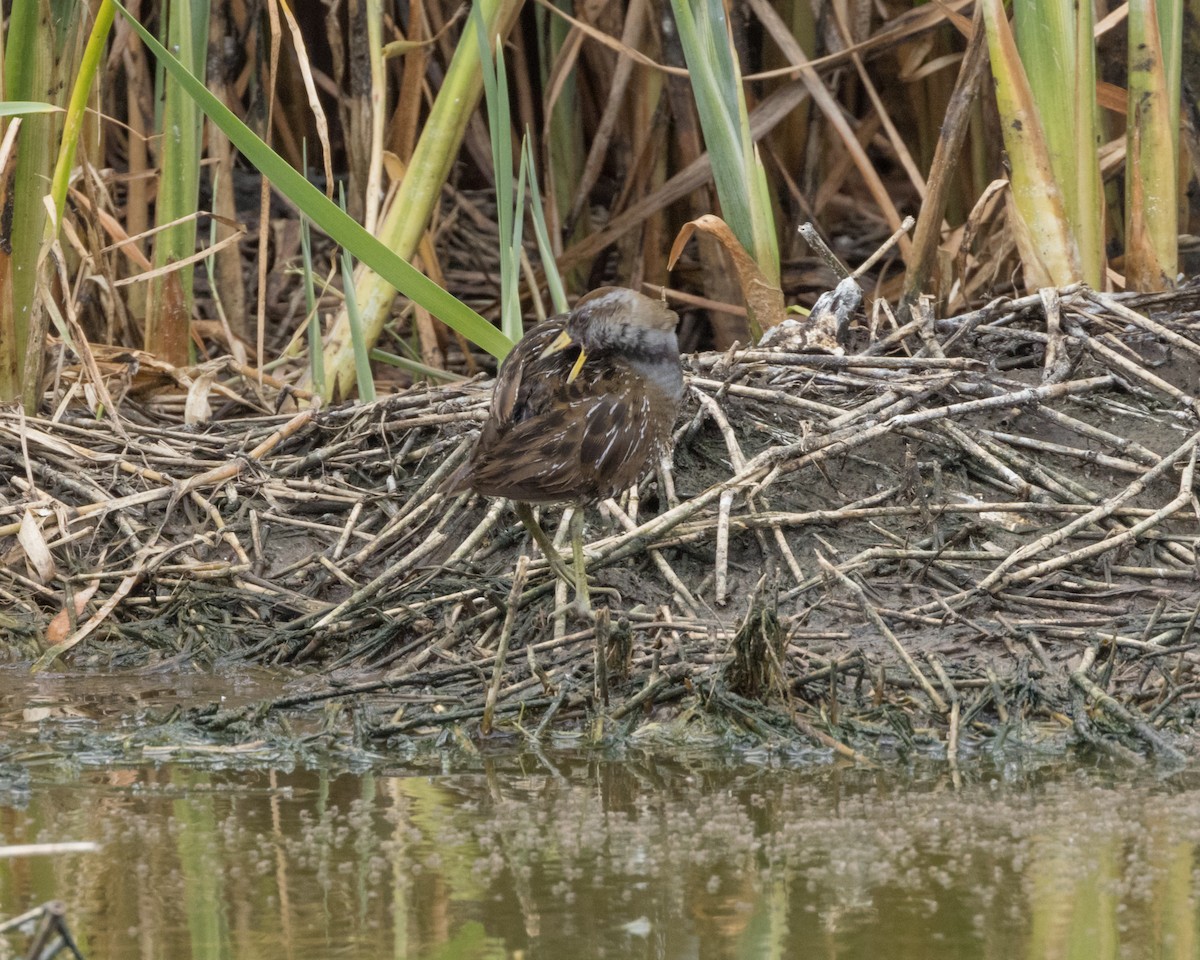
[3,755,1199,960]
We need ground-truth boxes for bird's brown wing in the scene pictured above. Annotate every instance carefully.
[455,351,659,504]
[575,387,658,497]
[488,318,565,425]
[442,319,566,498]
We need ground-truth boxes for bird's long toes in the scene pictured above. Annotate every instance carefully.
[548,598,595,623]
[591,585,623,605]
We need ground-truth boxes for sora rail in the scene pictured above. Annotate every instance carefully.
[445,286,683,610]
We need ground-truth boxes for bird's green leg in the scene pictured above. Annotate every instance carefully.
[513,501,577,586]
[513,502,615,619]
[570,505,591,616]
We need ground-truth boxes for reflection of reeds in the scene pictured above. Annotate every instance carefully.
[8,762,1200,957]
[173,776,229,959]
[1027,832,1119,960]
[1155,836,1197,959]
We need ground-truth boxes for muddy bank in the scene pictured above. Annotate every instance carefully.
[2,285,1200,762]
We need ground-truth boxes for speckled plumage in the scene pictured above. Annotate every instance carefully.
[446,287,683,506]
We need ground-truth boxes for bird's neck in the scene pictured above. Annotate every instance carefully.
[588,321,678,362]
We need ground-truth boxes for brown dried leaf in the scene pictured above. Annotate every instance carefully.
[46,582,101,646]
[158,268,191,367]
[33,575,138,673]
[184,368,217,425]
[668,214,786,337]
[17,510,55,584]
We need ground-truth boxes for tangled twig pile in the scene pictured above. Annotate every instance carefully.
[2,284,1199,761]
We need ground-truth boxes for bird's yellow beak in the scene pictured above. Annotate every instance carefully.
[541,331,588,383]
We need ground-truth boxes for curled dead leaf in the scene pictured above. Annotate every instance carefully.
[669,214,786,337]
[47,582,101,646]
[18,510,55,585]
[185,368,217,424]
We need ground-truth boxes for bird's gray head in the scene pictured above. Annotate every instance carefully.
[567,287,679,359]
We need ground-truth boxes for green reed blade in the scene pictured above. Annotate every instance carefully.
[669,0,779,286]
[525,134,567,314]
[112,0,512,371]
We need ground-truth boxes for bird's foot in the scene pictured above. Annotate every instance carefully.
[554,586,620,624]
[591,584,622,605]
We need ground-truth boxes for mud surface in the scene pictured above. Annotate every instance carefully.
[2,286,1200,761]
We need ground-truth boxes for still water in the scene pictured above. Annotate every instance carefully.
[2,670,1199,958]
[4,751,1200,960]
